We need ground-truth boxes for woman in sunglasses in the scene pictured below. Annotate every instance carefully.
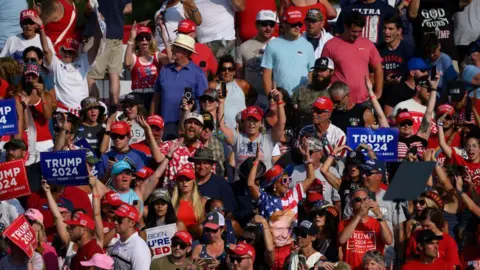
[308,200,339,262]
[125,22,169,111]
[406,191,444,238]
[205,199,242,245]
[192,211,228,269]
[209,55,256,130]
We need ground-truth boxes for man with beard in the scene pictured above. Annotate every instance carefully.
[160,112,205,185]
[189,148,236,213]
[236,10,278,100]
[150,231,194,269]
[301,8,333,58]
[292,56,334,128]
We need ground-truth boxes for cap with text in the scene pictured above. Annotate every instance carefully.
[147,115,165,129]
[64,212,95,230]
[20,9,38,23]
[312,97,333,112]
[173,231,193,245]
[282,6,303,24]
[256,10,278,22]
[176,19,196,34]
[114,203,140,222]
[111,121,131,136]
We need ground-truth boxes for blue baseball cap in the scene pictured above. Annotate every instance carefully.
[407,58,428,72]
[359,159,385,173]
[469,39,480,54]
[111,160,133,175]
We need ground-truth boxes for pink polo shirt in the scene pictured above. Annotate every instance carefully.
[321,36,382,104]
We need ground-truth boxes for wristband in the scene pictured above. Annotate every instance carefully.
[105,131,111,135]
[436,121,444,127]
[304,159,313,165]
[253,160,259,166]
[39,25,44,30]
[191,8,198,12]
[377,217,385,222]
[166,155,173,160]
[329,153,337,159]
[369,95,377,100]
[93,194,101,198]
[277,101,285,105]
[458,189,465,195]
[127,40,134,45]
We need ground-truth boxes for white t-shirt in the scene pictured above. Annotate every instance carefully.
[291,165,341,204]
[391,98,436,134]
[194,0,235,43]
[154,1,185,51]
[108,232,152,270]
[301,29,333,59]
[453,0,480,46]
[0,33,55,61]
[47,53,92,109]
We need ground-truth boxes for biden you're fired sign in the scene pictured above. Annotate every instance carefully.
[347,127,399,161]
[146,224,177,259]
[40,150,88,185]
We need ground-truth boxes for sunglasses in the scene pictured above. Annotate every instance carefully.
[21,20,35,26]
[296,231,311,238]
[414,199,426,206]
[353,196,368,203]
[111,134,127,140]
[220,66,236,72]
[288,22,303,28]
[279,176,292,185]
[213,206,225,212]
[135,35,152,41]
[363,170,381,176]
[312,210,327,217]
[171,240,188,249]
[259,21,275,28]
[204,227,220,233]
[238,237,255,244]
[200,97,217,103]
[313,108,328,114]
[399,121,413,127]
[114,216,126,223]
[24,57,38,63]
[61,49,76,56]
[230,256,247,264]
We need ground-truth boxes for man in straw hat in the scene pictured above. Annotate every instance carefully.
[152,33,208,140]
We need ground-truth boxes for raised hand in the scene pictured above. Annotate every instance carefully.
[41,179,50,194]
[168,138,184,155]
[136,115,150,130]
[129,21,137,41]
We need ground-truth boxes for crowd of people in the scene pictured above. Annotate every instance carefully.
[0,0,479,269]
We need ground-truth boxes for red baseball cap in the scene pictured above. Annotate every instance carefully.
[241,106,264,121]
[136,25,152,36]
[135,167,154,179]
[282,6,303,24]
[101,191,123,206]
[312,97,333,112]
[395,111,414,125]
[64,212,95,230]
[20,9,38,23]
[111,121,131,136]
[147,115,164,129]
[436,104,454,116]
[176,168,195,181]
[62,38,80,53]
[176,19,196,34]
[114,203,140,222]
[172,231,193,245]
[306,179,324,203]
[228,242,256,260]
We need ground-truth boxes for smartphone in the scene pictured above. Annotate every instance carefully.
[25,82,34,95]
[368,191,376,202]
[430,65,437,80]
[108,156,116,162]
[133,200,138,206]
[465,97,472,122]
[221,81,227,98]
[184,87,194,103]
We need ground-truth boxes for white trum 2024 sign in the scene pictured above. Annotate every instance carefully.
[347,127,399,161]
[40,150,89,185]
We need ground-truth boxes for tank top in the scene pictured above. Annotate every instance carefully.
[155,1,185,51]
[31,99,53,142]
[216,81,246,129]
[44,0,77,54]
[290,1,328,31]
[131,54,161,90]
[177,199,198,228]
[199,243,227,262]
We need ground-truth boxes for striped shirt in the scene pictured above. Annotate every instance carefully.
[397,135,428,160]
[255,183,305,220]
[297,123,347,157]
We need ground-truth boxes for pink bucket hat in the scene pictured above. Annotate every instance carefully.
[80,254,114,269]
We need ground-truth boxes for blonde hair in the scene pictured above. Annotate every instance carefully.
[420,196,440,209]
[171,180,205,223]
[269,209,295,225]
[0,57,19,83]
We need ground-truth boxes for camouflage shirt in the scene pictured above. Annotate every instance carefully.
[291,85,330,128]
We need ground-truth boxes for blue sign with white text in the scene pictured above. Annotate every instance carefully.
[347,128,399,161]
[40,150,88,185]
[0,99,19,136]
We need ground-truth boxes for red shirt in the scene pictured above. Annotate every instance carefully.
[426,132,461,151]
[130,54,161,90]
[70,239,104,270]
[449,148,480,194]
[44,0,77,55]
[405,231,460,266]
[272,244,293,270]
[177,200,198,228]
[31,99,53,142]
[402,258,454,270]
[235,0,278,42]
[0,78,9,98]
[25,187,93,242]
[338,217,386,270]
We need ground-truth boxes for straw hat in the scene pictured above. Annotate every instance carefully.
[172,34,197,54]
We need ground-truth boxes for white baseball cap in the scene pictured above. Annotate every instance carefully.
[256,10,279,23]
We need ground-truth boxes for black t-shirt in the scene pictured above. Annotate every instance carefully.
[331,104,367,133]
[383,81,416,108]
[76,124,105,155]
[412,0,460,60]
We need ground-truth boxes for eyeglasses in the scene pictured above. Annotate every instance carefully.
[259,21,275,28]
[230,256,247,264]
[204,227,220,233]
[135,35,152,41]
[171,239,188,249]
[333,94,349,105]
[220,66,236,72]
[279,176,292,185]
[238,237,255,244]
[414,199,426,206]
[111,134,127,140]
[443,115,454,121]
[399,121,413,127]
[363,170,381,176]
[353,196,368,203]
[288,22,303,28]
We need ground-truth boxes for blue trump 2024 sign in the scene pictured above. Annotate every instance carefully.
[0,99,19,136]
[40,150,88,185]
[347,127,399,161]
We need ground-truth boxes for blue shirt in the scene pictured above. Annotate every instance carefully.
[155,61,208,123]
[463,65,480,97]
[97,149,148,178]
[261,36,315,95]
[425,53,458,93]
[98,0,131,39]
[0,0,27,49]
[197,174,237,213]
